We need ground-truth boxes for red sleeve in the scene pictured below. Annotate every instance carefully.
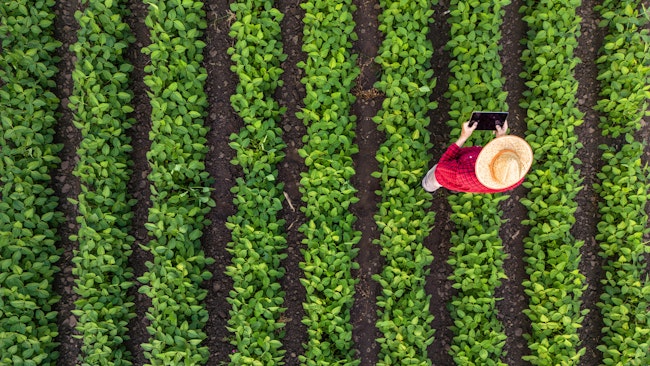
[438,143,462,163]
[435,144,463,186]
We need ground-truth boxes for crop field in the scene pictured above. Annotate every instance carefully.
[1,0,649,365]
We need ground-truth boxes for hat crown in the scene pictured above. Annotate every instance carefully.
[475,135,533,190]
[491,150,521,185]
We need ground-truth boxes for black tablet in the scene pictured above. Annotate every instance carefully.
[469,111,508,130]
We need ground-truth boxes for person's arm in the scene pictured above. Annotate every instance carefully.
[455,120,477,147]
[438,120,476,165]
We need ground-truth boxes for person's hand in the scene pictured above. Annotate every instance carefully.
[495,120,508,138]
[460,120,477,140]
[455,120,477,148]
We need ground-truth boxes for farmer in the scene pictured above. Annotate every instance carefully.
[422,120,533,193]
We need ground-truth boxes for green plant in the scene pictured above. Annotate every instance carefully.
[138,1,215,364]
[0,1,62,364]
[66,0,137,364]
[295,0,361,363]
[371,0,437,364]
[519,0,587,364]
[593,1,650,365]
[225,0,289,364]
[594,1,650,137]
[443,1,511,364]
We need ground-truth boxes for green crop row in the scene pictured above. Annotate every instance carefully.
[225,0,288,364]
[371,0,436,364]
[295,0,361,363]
[139,0,215,364]
[594,1,650,137]
[594,142,650,366]
[0,1,62,364]
[519,0,587,364]
[593,1,650,365]
[66,0,136,364]
[445,1,510,364]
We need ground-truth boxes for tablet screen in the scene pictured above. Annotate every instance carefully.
[469,111,508,130]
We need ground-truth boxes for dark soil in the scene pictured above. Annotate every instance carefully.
[496,1,534,364]
[201,0,240,363]
[275,0,310,363]
[122,0,156,364]
[45,0,649,365]
[425,2,456,365]
[51,0,83,362]
[348,1,384,365]
[573,2,610,365]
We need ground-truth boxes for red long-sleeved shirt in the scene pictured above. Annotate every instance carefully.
[434,144,524,194]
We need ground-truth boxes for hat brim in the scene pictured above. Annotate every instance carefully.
[475,135,533,189]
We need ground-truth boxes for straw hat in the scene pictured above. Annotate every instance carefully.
[475,135,533,189]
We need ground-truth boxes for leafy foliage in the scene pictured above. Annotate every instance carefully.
[0,0,62,364]
[519,0,587,364]
[295,0,361,363]
[593,1,650,365]
[371,0,437,364]
[66,0,137,364]
[444,1,510,364]
[594,1,650,137]
[594,143,650,366]
[225,0,288,364]
[139,0,215,364]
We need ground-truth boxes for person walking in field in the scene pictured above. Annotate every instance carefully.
[422,120,533,194]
